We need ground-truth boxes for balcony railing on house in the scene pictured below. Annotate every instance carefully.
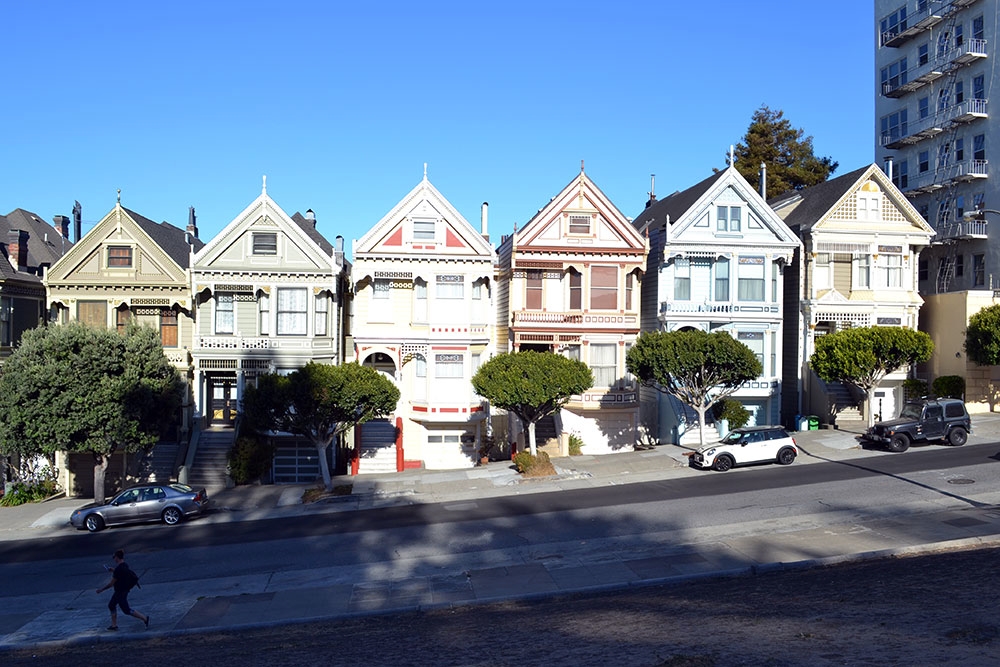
[194,336,330,351]
[659,301,780,317]
[879,0,980,49]
[511,310,639,329]
[907,158,988,194]
[934,218,988,241]
[881,98,988,149]
[882,38,986,98]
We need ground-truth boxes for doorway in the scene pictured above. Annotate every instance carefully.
[209,378,236,426]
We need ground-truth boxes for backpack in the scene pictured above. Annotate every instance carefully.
[122,566,141,590]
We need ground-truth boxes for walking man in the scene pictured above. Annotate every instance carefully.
[97,549,149,631]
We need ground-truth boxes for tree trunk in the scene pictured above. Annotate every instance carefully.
[696,405,708,448]
[527,421,538,457]
[316,441,333,491]
[866,386,877,428]
[93,453,109,505]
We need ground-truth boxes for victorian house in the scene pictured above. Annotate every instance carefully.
[189,180,349,483]
[351,171,496,471]
[43,199,202,496]
[496,166,647,454]
[770,164,935,425]
[632,162,800,444]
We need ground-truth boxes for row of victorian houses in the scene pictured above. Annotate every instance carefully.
[1,160,959,494]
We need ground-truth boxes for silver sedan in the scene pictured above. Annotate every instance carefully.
[70,483,209,532]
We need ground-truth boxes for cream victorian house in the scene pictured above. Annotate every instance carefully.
[496,167,647,455]
[351,171,496,471]
[771,164,935,425]
[632,163,800,444]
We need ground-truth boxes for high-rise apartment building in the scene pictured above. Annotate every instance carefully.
[875,0,994,293]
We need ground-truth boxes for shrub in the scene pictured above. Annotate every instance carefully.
[513,450,555,477]
[712,398,751,429]
[568,434,584,456]
[227,436,275,485]
[0,464,59,506]
[903,378,928,400]
[932,375,965,399]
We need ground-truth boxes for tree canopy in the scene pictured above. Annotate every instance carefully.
[0,322,184,503]
[965,304,1000,366]
[242,362,399,490]
[727,104,838,199]
[810,326,934,426]
[626,330,762,447]
[472,351,593,456]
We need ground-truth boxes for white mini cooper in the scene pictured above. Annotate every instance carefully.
[690,426,798,472]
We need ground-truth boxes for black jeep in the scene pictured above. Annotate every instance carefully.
[861,398,971,453]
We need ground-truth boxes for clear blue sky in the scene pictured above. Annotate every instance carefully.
[3,1,875,258]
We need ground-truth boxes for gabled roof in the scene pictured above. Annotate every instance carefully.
[1,208,74,279]
[631,170,727,234]
[290,212,334,256]
[122,207,204,267]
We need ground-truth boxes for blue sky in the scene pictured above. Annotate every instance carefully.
[3,1,875,258]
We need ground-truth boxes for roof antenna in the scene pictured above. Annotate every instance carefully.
[423,162,428,180]
[729,145,735,167]
[262,175,267,194]
[580,159,585,173]
[116,188,121,204]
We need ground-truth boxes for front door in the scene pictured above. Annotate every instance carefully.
[210,380,236,426]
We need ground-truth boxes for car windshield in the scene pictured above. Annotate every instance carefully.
[898,403,923,420]
[721,431,749,444]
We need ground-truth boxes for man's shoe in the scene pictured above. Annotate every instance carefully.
[144,616,150,629]
[107,626,118,631]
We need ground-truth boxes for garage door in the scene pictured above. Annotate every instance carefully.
[272,441,322,484]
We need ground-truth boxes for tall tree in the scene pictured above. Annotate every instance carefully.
[728,104,838,199]
[626,330,762,447]
[472,351,593,457]
[0,322,183,504]
[965,304,1000,366]
[810,326,934,427]
[242,362,399,491]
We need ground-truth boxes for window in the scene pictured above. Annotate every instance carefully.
[674,258,691,301]
[974,15,984,40]
[564,344,581,361]
[937,196,953,226]
[955,254,965,277]
[373,278,391,299]
[252,233,277,255]
[880,5,907,45]
[568,269,582,310]
[974,134,985,160]
[259,294,270,335]
[881,57,907,92]
[955,24,964,48]
[892,160,908,189]
[885,254,902,287]
[919,203,930,222]
[413,278,427,322]
[737,257,765,301]
[625,273,634,310]
[974,75,985,101]
[436,274,464,299]
[937,31,951,58]
[918,43,929,66]
[215,294,234,334]
[938,141,952,169]
[880,110,907,143]
[568,215,590,234]
[526,270,542,309]
[435,354,463,378]
[472,280,483,300]
[955,138,965,162]
[919,258,928,281]
[590,344,617,388]
[918,96,929,119]
[814,253,832,290]
[717,206,741,232]
[714,258,730,301]
[413,219,435,241]
[858,192,881,221]
[974,254,985,286]
[856,255,871,288]
[315,293,328,336]
[414,354,426,378]
[955,80,964,105]
[108,246,132,268]
[737,331,764,369]
[590,266,618,309]
[277,288,308,335]
[0,297,10,346]
[956,195,966,219]
[116,308,132,334]
[160,309,178,347]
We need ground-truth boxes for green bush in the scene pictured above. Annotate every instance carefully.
[0,465,59,506]
[567,434,584,456]
[932,375,965,399]
[513,450,551,474]
[227,436,275,485]
[712,398,751,429]
[903,378,928,400]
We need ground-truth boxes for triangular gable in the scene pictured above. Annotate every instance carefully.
[811,164,935,236]
[514,171,645,251]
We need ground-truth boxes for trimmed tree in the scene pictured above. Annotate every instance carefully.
[810,326,934,427]
[472,351,593,457]
[241,362,399,491]
[965,304,1000,366]
[0,322,183,504]
[626,330,762,447]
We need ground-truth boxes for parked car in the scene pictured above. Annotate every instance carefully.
[690,426,798,472]
[860,397,971,453]
[71,483,209,532]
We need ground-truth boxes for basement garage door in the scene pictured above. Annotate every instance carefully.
[272,441,322,484]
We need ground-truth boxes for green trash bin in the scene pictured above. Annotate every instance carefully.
[808,415,819,430]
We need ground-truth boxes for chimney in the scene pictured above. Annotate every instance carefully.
[73,201,82,242]
[334,235,344,268]
[884,157,894,182]
[306,209,316,228]
[53,215,70,239]
[187,206,199,239]
[7,229,28,270]
[480,202,489,241]
[759,163,767,199]
[645,174,657,208]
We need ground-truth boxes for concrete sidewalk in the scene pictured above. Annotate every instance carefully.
[3,418,1000,652]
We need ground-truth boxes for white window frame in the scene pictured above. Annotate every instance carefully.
[435,353,463,378]
[436,275,464,299]
[258,294,270,335]
[277,287,308,335]
[314,293,328,336]
[215,294,234,334]
[590,343,618,389]
[413,219,435,241]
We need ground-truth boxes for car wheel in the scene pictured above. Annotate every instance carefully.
[948,427,968,446]
[713,455,734,472]
[777,448,796,465]
[889,434,910,453]
[162,507,183,525]
[85,514,105,532]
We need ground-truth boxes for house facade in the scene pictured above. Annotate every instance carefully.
[189,181,349,480]
[496,167,647,454]
[632,164,800,444]
[351,172,496,470]
[771,164,935,425]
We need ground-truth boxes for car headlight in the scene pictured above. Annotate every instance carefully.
[704,448,716,457]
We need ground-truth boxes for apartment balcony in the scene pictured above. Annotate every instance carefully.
[659,301,780,319]
[511,309,639,331]
[934,218,988,241]
[194,335,332,352]
[409,398,487,423]
[882,39,987,98]
[881,98,988,149]
[880,5,943,48]
[906,159,988,194]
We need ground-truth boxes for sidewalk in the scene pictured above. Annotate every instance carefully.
[3,418,1000,652]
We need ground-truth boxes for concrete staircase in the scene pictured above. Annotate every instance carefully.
[827,381,863,422]
[535,414,559,449]
[187,427,235,490]
[357,419,398,474]
[678,423,721,448]
[138,441,179,483]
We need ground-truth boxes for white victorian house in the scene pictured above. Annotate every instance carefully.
[351,171,496,471]
[632,163,801,444]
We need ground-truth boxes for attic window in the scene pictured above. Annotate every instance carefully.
[568,215,591,235]
[253,233,277,255]
[413,219,435,241]
[108,246,133,268]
